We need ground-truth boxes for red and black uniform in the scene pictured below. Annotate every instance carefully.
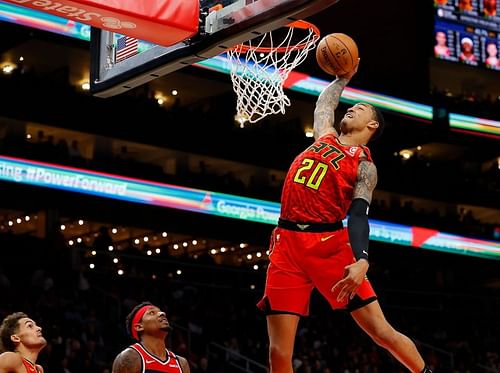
[129,343,184,373]
[258,134,377,316]
[21,358,40,373]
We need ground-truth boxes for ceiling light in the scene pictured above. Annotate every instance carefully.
[81,82,90,90]
[305,129,314,138]
[399,149,414,160]
[234,113,249,127]
[171,89,178,96]
[2,65,14,74]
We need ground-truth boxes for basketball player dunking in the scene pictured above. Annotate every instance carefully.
[257,62,433,372]
[0,312,46,373]
[112,302,190,373]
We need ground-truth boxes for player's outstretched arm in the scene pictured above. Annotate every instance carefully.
[313,77,349,140]
[112,349,141,373]
[313,59,359,140]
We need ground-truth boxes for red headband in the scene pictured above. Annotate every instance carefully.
[131,305,152,340]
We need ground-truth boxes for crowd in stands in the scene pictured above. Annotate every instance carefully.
[430,88,500,121]
[1,231,499,373]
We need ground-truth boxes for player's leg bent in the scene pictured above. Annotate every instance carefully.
[350,300,427,373]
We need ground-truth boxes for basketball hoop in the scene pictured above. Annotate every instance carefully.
[226,20,320,124]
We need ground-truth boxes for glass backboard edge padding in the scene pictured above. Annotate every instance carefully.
[196,0,339,59]
[91,0,340,98]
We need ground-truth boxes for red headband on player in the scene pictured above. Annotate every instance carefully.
[130,305,152,340]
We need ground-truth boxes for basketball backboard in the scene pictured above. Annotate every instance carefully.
[90,0,340,97]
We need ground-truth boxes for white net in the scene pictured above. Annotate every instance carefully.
[226,22,319,124]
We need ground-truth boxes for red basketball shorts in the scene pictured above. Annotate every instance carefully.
[257,227,377,316]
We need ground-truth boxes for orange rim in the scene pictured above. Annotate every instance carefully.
[229,20,320,54]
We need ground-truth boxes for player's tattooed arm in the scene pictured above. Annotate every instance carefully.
[179,356,191,373]
[353,160,378,204]
[313,77,349,140]
[112,349,141,373]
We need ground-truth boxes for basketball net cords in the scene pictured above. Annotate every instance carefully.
[227,25,319,124]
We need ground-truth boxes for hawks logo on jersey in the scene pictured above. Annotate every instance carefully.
[347,146,358,156]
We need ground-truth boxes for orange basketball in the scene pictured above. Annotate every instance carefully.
[316,33,359,76]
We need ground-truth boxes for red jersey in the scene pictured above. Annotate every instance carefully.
[280,134,372,223]
[129,343,184,373]
[21,358,40,373]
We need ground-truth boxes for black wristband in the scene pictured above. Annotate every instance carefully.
[347,198,370,261]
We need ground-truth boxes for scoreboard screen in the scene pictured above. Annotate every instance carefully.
[434,0,500,71]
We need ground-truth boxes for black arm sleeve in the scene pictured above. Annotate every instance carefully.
[347,198,370,261]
